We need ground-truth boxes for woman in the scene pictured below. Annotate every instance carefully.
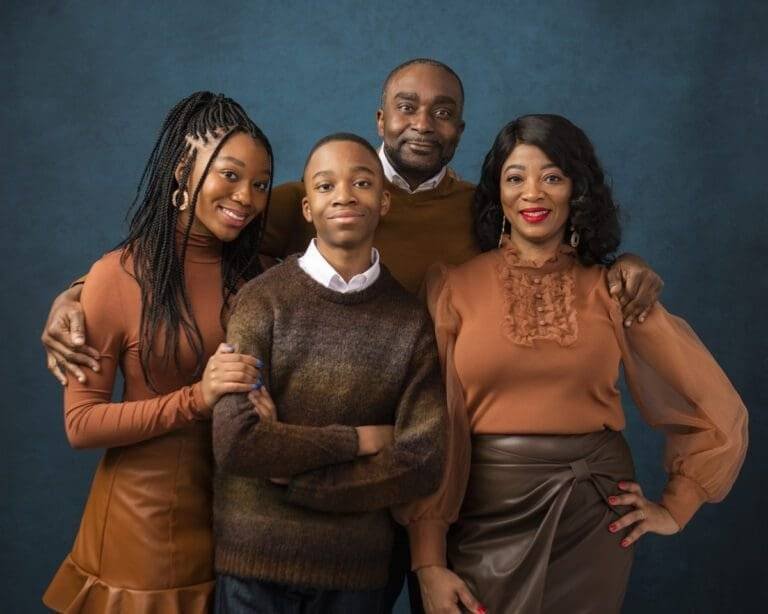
[43,92,274,613]
[411,114,748,613]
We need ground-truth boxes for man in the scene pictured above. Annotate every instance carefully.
[212,133,447,612]
[41,58,662,613]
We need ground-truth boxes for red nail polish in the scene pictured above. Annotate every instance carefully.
[609,524,617,533]
[621,539,630,548]
[608,496,617,504]
[477,607,487,614]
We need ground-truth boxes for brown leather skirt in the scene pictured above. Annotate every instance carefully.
[448,430,636,614]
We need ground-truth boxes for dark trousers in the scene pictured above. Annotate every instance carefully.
[216,573,388,614]
[380,524,425,614]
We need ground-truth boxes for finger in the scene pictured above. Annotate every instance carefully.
[621,277,655,323]
[44,335,101,371]
[618,481,643,495]
[217,382,259,396]
[68,310,87,346]
[214,362,261,379]
[608,493,642,507]
[623,268,642,300]
[210,353,260,368]
[606,267,622,298]
[621,523,647,548]
[457,586,481,612]
[608,508,646,533]
[216,343,236,354]
[637,303,655,323]
[47,353,68,386]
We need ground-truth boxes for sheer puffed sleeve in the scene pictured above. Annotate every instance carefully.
[392,264,472,569]
[611,300,748,529]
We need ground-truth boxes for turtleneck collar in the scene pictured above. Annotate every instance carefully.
[499,241,576,273]
[175,222,223,264]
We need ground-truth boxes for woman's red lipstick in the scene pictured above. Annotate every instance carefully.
[520,208,551,223]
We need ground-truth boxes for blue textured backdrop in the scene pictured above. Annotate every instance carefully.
[2,1,766,611]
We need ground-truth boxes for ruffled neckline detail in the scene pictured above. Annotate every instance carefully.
[175,223,222,264]
[496,244,578,347]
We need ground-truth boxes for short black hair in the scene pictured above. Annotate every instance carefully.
[473,114,621,265]
[380,58,465,112]
[303,132,383,179]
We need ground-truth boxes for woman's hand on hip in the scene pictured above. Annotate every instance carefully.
[608,481,680,547]
[416,565,485,614]
[201,343,261,409]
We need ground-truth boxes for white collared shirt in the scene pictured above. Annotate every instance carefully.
[298,239,381,293]
[378,145,447,194]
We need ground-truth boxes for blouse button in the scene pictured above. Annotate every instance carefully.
[536,306,544,312]
[538,320,546,326]
[533,277,541,284]
[535,292,543,299]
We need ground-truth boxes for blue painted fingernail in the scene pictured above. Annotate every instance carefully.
[252,380,262,390]
[256,359,264,368]
[223,343,234,351]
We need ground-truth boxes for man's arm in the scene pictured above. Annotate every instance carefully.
[606,253,664,326]
[41,281,100,385]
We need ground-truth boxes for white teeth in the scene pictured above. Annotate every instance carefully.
[221,208,246,221]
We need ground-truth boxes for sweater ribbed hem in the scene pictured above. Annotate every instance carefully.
[214,539,389,591]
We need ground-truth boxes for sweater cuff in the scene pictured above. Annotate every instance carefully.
[660,474,709,530]
[407,519,449,570]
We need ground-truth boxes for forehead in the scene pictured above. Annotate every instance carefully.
[505,143,555,167]
[386,64,462,103]
[306,140,381,175]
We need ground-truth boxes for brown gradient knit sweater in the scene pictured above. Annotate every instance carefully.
[261,173,479,293]
[212,256,446,590]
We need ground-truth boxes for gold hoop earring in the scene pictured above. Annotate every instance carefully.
[172,188,189,212]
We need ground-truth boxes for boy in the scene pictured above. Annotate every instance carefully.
[212,133,447,612]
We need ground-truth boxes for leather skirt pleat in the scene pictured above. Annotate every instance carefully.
[448,430,636,614]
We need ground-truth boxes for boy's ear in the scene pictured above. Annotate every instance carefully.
[301,197,313,223]
[379,190,391,217]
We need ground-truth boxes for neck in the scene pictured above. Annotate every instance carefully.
[508,234,563,266]
[315,238,373,282]
[385,150,442,191]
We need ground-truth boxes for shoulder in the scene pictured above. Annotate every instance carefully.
[84,249,135,289]
[271,180,306,205]
[376,267,431,322]
[447,250,499,287]
[235,257,302,304]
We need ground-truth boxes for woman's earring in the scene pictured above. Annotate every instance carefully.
[569,223,580,248]
[172,188,189,212]
[498,211,508,248]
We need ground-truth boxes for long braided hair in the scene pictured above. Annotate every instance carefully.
[118,91,273,391]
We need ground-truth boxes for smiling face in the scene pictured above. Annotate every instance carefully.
[500,143,573,252]
[376,63,465,185]
[302,140,390,251]
[179,131,272,243]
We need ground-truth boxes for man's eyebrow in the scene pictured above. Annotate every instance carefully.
[393,92,419,101]
[432,95,458,106]
[217,156,245,167]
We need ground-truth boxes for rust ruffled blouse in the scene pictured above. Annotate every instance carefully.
[43,230,224,613]
[395,245,748,568]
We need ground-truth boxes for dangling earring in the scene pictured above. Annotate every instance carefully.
[569,223,580,248]
[172,188,189,211]
[498,211,508,248]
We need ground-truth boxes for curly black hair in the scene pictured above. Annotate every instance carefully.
[473,114,620,265]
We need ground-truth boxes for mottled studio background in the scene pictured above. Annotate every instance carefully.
[2,1,766,611]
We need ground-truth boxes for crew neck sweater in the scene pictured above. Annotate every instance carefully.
[261,173,479,293]
[212,256,447,590]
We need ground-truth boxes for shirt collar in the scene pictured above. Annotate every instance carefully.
[298,239,381,293]
[378,145,447,194]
